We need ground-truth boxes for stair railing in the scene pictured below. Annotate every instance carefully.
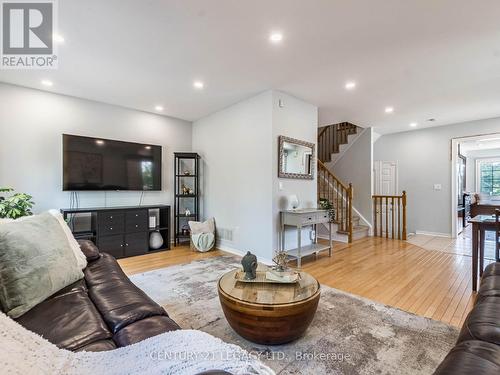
[317,160,353,242]
[372,191,407,240]
[318,122,358,163]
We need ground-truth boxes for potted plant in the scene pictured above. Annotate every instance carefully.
[0,187,35,219]
[318,198,336,223]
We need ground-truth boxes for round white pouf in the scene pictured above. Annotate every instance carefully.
[149,231,164,249]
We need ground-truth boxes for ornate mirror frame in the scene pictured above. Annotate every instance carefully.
[278,135,315,180]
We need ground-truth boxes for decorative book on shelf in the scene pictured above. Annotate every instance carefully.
[173,152,200,246]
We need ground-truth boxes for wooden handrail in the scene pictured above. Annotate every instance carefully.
[372,191,407,240]
[317,160,353,243]
[318,122,358,163]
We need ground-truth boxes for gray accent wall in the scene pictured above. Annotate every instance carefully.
[374,117,500,236]
[330,128,373,225]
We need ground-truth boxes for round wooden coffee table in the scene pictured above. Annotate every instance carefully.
[217,267,320,345]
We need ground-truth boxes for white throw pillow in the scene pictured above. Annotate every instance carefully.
[48,209,87,270]
[188,217,215,235]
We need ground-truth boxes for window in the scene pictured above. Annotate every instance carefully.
[476,158,500,196]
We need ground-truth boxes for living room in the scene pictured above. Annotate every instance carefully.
[1,1,500,375]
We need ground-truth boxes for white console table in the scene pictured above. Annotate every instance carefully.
[280,208,332,268]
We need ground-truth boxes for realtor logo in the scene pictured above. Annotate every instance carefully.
[1,0,58,69]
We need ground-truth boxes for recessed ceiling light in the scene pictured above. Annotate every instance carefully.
[53,33,64,43]
[145,146,151,150]
[384,106,394,114]
[41,79,53,87]
[95,140,105,145]
[193,81,204,89]
[269,32,283,43]
[345,81,356,90]
[409,122,418,128]
[154,105,164,111]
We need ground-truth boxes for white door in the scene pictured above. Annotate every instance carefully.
[373,161,399,236]
[374,161,398,195]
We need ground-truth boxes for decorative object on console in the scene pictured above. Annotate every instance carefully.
[286,194,300,210]
[149,215,157,229]
[0,187,35,219]
[241,251,258,280]
[272,249,289,272]
[278,135,315,180]
[318,197,336,222]
[149,231,164,250]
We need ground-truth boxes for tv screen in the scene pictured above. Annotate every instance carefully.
[63,134,162,191]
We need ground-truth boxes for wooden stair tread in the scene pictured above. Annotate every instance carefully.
[337,225,369,235]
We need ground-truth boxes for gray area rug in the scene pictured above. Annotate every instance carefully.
[130,256,458,375]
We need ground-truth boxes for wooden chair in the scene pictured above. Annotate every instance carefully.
[495,209,500,262]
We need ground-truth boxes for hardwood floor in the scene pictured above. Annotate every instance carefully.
[118,237,484,327]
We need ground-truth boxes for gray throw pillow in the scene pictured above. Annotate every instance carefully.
[0,212,84,318]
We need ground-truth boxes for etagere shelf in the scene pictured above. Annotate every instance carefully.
[173,152,200,246]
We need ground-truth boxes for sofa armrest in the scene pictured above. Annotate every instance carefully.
[77,240,101,262]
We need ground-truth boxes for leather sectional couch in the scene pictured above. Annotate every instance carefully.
[434,262,500,374]
[15,240,180,352]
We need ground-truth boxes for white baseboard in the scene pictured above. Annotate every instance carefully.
[215,242,274,265]
[414,230,452,238]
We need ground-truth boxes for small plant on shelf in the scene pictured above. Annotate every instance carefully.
[318,198,335,223]
[0,187,35,219]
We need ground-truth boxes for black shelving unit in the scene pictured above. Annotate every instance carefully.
[174,152,200,246]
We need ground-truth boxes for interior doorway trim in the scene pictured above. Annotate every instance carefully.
[450,132,500,238]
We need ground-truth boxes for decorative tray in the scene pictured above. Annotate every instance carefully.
[234,269,301,284]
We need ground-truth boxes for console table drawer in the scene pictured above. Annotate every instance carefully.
[125,209,148,233]
[98,212,125,235]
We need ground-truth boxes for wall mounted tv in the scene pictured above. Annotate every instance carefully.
[63,134,162,191]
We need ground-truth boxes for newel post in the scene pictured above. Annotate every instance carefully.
[348,183,353,243]
[402,190,407,240]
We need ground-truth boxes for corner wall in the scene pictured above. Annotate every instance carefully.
[192,90,318,262]
[192,91,274,262]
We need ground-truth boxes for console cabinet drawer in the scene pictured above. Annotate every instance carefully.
[125,209,148,233]
[98,212,125,236]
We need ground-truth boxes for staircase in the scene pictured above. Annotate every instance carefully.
[317,122,370,243]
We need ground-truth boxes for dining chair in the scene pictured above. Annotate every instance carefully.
[495,209,500,262]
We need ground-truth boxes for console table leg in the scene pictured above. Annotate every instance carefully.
[297,226,302,269]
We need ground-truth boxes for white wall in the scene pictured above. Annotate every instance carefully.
[192,91,274,262]
[329,128,373,225]
[0,84,192,223]
[374,117,500,236]
[272,91,318,251]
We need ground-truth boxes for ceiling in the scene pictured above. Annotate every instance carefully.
[2,0,500,134]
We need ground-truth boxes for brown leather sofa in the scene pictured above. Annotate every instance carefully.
[15,240,180,352]
[434,262,500,374]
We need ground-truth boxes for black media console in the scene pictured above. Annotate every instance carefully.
[61,205,171,259]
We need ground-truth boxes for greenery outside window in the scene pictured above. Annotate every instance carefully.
[476,158,500,196]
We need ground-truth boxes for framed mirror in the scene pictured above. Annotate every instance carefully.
[278,135,315,179]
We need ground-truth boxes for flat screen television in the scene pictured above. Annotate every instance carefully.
[63,134,162,191]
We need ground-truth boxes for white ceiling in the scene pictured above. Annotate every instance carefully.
[2,0,500,134]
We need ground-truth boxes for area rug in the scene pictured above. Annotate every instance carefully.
[130,256,458,375]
